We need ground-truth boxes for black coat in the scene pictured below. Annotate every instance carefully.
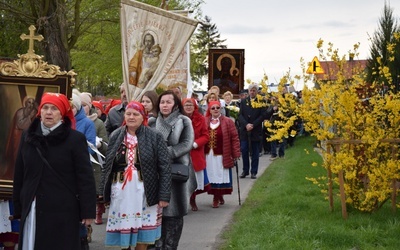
[238,96,268,142]
[13,118,96,250]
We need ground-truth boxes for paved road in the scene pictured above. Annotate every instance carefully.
[89,154,272,250]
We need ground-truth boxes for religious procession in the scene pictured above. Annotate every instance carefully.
[2,0,400,250]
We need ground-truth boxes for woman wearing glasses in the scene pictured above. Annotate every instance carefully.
[205,101,240,208]
[182,98,210,211]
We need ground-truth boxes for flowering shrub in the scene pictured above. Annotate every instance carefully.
[298,38,400,212]
[255,74,299,143]
[249,94,268,108]
[255,36,400,212]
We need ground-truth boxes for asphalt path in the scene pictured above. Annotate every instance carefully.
[89,154,273,250]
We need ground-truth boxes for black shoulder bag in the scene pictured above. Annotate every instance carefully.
[170,163,189,183]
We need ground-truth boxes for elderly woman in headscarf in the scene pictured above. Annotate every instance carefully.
[12,92,96,250]
[100,101,171,250]
[205,100,241,208]
[181,98,210,211]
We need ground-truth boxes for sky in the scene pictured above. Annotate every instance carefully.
[200,0,400,90]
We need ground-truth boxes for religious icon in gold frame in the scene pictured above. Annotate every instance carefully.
[208,49,245,95]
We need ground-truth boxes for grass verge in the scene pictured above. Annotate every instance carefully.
[218,136,400,250]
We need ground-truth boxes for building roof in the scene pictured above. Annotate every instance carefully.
[314,59,368,81]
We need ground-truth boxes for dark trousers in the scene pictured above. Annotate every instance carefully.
[240,140,260,175]
[262,133,271,153]
[156,216,184,250]
[271,139,286,157]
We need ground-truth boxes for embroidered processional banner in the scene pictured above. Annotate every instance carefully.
[120,0,199,101]
[160,10,193,99]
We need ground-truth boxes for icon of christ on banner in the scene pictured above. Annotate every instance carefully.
[120,0,199,101]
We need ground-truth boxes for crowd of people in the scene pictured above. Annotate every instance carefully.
[4,83,304,250]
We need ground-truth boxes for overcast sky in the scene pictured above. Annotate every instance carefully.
[201,0,400,90]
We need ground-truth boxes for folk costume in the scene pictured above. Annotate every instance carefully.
[13,93,96,250]
[205,101,240,208]
[0,201,20,250]
[100,101,171,249]
[205,101,241,208]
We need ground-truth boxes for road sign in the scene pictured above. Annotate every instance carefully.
[306,56,325,74]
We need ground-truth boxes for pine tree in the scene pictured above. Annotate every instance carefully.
[366,2,400,92]
[190,16,227,87]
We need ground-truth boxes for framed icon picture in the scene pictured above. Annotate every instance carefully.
[0,74,72,198]
[208,48,244,95]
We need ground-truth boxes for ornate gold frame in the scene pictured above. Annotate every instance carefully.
[208,48,244,96]
[0,25,76,199]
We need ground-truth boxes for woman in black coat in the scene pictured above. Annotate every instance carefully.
[12,92,96,250]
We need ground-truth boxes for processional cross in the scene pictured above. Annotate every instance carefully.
[20,25,44,55]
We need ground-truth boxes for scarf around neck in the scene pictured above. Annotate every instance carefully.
[155,109,181,141]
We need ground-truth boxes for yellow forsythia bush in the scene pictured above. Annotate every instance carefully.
[258,37,400,212]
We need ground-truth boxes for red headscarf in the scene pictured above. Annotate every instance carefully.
[92,101,105,114]
[182,98,199,112]
[125,101,148,126]
[206,100,221,117]
[37,92,76,129]
[105,99,122,115]
[182,98,206,128]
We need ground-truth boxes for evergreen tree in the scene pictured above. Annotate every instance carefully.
[366,2,400,92]
[190,15,227,88]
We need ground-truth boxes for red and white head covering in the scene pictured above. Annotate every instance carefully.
[182,98,199,111]
[206,100,221,117]
[125,101,148,126]
[37,92,76,129]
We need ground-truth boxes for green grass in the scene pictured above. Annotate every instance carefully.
[219,136,400,250]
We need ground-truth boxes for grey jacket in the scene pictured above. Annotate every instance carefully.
[148,110,196,217]
[105,103,125,136]
[100,125,171,206]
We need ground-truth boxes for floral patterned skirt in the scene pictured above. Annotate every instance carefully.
[105,170,162,247]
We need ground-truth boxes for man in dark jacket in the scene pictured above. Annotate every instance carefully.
[105,84,129,136]
[238,84,268,179]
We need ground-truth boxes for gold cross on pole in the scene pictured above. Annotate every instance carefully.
[20,25,44,55]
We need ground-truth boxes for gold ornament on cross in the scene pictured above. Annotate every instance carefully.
[20,25,44,55]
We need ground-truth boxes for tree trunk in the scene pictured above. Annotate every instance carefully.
[38,0,71,71]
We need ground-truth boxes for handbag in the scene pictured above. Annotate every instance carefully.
[170,163,189,183]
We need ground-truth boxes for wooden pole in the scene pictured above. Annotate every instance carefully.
[338,169,348,219]
[325,138,400,218]
[327,144,334,211]
[391,144,397,213]
[335,144,348,219]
